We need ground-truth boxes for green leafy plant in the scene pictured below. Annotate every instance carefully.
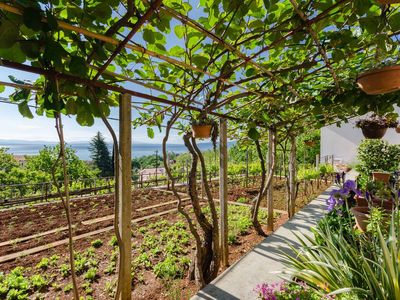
[60,264,70,278]
[356,139,400,178]
[283,211,400,299]
[154,255,187,279]
[83,268,98,283]
[30,274,48,291]
[90,239,103,249]
[35,258,50,270]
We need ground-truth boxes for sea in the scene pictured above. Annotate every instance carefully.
[0,140,223,161]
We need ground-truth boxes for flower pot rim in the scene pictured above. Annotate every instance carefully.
[372,171,391,174]
[192,124,212,127]
[351,206,370,214]
[357,64,400,80]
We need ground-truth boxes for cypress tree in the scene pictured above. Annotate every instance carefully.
[89,132,113,177]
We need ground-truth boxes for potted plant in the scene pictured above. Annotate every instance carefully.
[355,114,398,139]
[377,0,400,4]
[357,64,400,95]
[191,112,218,148]
[372,186,395,210]
[395,125,400,133]
[372,170,391,183]
[355,194,369,207]
[304,139,315,147]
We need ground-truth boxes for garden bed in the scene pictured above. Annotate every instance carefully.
[0,204,285,300]
[0,180,331,299]
[0,189,184,256]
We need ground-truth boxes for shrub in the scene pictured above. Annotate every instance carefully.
[356,139,400,176]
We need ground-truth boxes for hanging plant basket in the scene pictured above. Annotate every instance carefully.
[361,125,387,139]
[377,0,400,4]
[372,171,391,183]
[357,65,400,95]
[356,114,397,139]
[304,140,315,147]
[191,124,212,139]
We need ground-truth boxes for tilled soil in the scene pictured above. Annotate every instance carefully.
[0,189,184,256]
[0,180,331,300]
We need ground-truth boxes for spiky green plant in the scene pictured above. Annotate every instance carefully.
[282,211,400,299]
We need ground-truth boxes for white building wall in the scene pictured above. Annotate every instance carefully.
[321,108,400,164]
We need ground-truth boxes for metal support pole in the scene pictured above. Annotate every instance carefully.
[219,118,229,267]
[118,93,132,299]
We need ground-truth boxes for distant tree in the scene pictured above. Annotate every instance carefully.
[89,132,113,177]
[0,148,18,172]
[26,145,98,181]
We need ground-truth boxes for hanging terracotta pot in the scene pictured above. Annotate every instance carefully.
[372,171,391,183]
[304,140,315,147]
[357,65,400,95]
[361,125,387,139]
[192,125,212,139]
[351,207,370,232]
[377,0,400,4]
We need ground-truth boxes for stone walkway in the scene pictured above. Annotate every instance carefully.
[191,186,334,300]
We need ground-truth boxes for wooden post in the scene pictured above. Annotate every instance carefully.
[267,128,275,232]
[245,147,249,188]
[288,135,297,218]
[118,93,132,299]
[219,118,229,267]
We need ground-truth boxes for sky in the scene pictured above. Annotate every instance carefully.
[0,26,189,144]
[0,67,184,144]
[0,2,233,145]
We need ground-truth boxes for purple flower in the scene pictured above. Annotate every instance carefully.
[326,195,337,212]
[343,180,356,191]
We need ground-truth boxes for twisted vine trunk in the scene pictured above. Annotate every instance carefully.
[91,90,123,299]
[183,133,220,285]
[250,140,267,236]
[54,113,79,299]
[161,113,205,286]
[288,134,297,218]
[250,128,277,235]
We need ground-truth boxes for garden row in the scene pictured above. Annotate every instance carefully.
[0,180,332,299]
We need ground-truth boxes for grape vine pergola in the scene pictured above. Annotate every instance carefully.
[1,0,400,298]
